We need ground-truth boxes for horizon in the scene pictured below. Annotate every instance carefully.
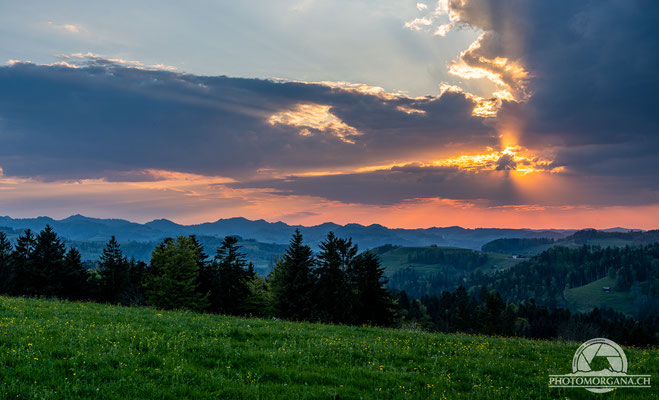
[0,213,647,232]
[1,1,658,230]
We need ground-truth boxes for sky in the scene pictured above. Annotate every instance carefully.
[0,0,658,229]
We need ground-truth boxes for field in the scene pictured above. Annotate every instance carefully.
[565,277,638,316]
[0,297,657,399]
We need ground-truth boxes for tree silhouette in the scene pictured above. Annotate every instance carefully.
[315,232,357,323]
[349,251,396,326]
[214,236,251,315]
[98,236,130,303]
[29,226,67,296]
[0,232,13,294]
[270,230,316,320]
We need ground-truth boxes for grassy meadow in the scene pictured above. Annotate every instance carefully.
[565,277,638,316]
[0,296,656,399]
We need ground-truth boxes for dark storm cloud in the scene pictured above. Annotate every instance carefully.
[231,165,521,206]
[0,60,490,180]
[230,163,659,208]
[450,0,659,171]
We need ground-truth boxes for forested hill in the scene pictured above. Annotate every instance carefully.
[481,229,659,255]
[0,214,574,250]
[468,243,659,319]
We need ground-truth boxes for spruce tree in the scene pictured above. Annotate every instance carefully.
[350,251,396,326]
[98,236,130,303]
[270,230,316,320]
[12,229,35,294]
[29,226,67,296]
[315,232,356,324]
[193,236,219,312]
[0,232,13,294]
[145,236,208,311]
[62,247,89,300]
[214,236,250,315]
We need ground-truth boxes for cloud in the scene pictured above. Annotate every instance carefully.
[229,161,658,208]
[3,0,659,218]
[0,57,491,182]
[58,52,178,72]
[268,103,361,144]
[230,165,522,206]
[495,153,516,171]
[404,17,433,31]
[403,0,659,200]
[47,22,82,34]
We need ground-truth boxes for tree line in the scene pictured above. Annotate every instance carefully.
[0,226,395,327]
[395,286,658,346]
[0,226,656,346]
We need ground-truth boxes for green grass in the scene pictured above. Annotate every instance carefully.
[564,277,638,316]
[0,297,657,399]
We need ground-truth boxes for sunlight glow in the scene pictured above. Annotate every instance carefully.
[431,146,560,175]
[396,105,426,115]
[268,103,361,144]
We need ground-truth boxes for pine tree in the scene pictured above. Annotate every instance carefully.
[349,251,396,326]
[98,236,131,303]
[145,236,208,311]
[29,226,67,296]
[12,229,36,295]
[0,232,13,294]
[214,236,250,315]
[192,236,219,312]
[270,230,316,320]
[62,248,89,300]
[315,232,356,324]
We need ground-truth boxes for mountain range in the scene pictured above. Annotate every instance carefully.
[0,214,587,250]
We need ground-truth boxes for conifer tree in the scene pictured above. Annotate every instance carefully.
[270,230,316,320]
[145,236,208,311]
[98,236,131,303]
[350,251,396,326]
[62,247,89,300]
[192,236,219,312]
[29,226,67,296]
[12,229,35,294]
[0,232,13,294]
[214,236,250,315]
[315,232,356,323]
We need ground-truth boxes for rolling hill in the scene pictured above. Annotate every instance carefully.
[0,296,656,399]
[482,229,659,256]
[564,277,640,316]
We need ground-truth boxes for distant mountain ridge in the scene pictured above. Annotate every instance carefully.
[0,214,584,250]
